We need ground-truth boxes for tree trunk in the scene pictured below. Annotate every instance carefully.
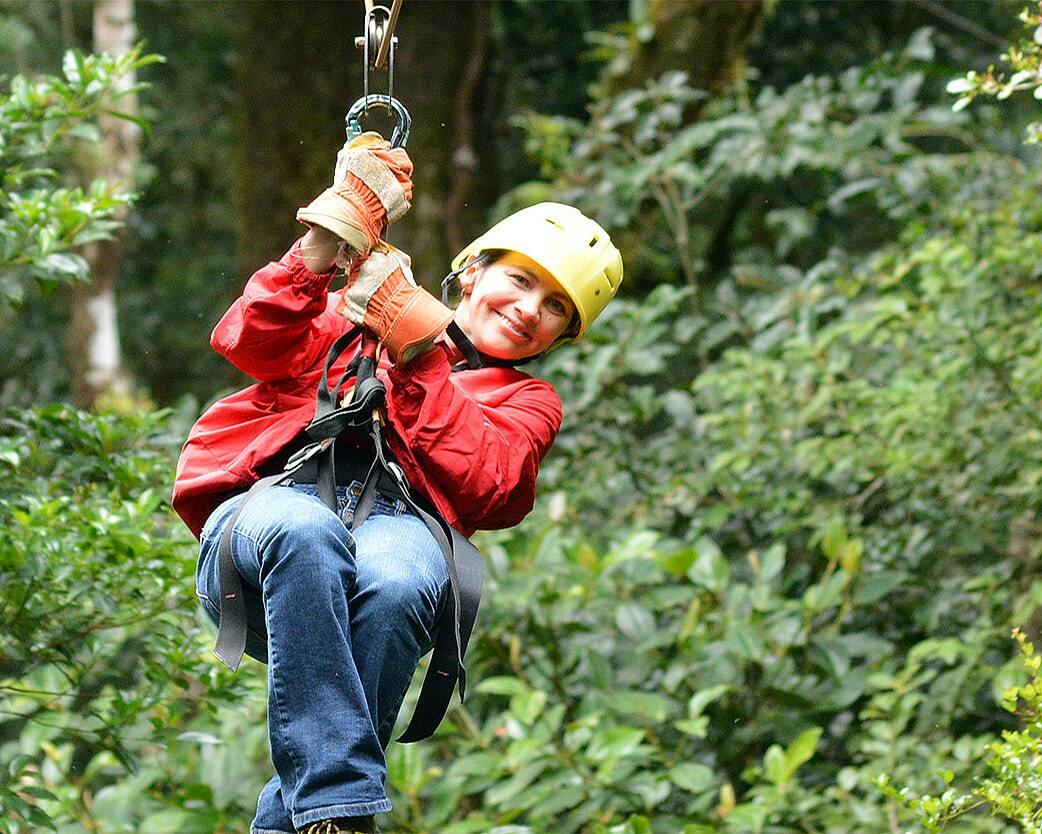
[598,0,767,103]
[68,0,138,408]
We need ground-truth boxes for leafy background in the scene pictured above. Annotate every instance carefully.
[2,1,1042,832]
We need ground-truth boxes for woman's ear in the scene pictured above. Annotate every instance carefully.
[458,256,483,295]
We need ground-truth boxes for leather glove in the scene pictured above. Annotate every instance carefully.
[297,132,414,256]
[337,244,453,365]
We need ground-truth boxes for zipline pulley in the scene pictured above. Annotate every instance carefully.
[358,0,403,71]
[349,0,407,144]
[345,0,410,392]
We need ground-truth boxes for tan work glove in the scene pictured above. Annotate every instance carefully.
[297,132,414,256]
[337,244,453,365]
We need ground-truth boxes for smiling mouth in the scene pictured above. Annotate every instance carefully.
[495,310,530,341]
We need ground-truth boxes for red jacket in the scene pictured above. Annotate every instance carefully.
[171,241,563,539]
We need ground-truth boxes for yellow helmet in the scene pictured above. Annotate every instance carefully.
[451,202,623,341]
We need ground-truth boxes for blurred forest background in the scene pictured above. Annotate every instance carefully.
[4,0,1042,832]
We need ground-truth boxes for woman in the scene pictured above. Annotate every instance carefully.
[172,135,622,834]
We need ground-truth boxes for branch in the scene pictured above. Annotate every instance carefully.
[909,0,1008,49]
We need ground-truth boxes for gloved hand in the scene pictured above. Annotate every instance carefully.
[337,244,454,365]
[297,132,414,256]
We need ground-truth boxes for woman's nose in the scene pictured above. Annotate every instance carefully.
[514,293,541,322]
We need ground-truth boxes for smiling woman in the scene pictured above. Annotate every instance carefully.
[453,251,578,360]
[449,202,623,353]
[172,135,623,834]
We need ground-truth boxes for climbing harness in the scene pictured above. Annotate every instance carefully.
[211,0,485,744]
[213,327,485,742]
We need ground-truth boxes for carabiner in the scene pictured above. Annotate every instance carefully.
[345,94,411,148]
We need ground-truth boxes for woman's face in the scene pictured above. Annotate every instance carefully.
[453,251,577,360]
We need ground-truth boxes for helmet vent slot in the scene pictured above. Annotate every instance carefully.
[588,236,599,247]
[545,218,565,230]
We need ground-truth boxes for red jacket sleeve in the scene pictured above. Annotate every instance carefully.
[385,346,563,531]
[210,239,340,382]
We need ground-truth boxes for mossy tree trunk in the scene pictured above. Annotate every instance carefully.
[589,0,769,295]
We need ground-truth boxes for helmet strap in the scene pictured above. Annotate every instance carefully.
[445,321,538,369]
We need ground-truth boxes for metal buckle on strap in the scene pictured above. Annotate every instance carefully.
[284,437,333,472]
[385,459,409,493]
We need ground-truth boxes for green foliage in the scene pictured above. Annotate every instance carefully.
[4,4,1042,833]
[515,29,973,296]
[946,2,1042,142]
[0,46,160,306]
[0,406,259,833]
[980,630,1042,831]
[461,22,1042,829]
[885,629,1042,833]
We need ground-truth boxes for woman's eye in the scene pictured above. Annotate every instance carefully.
[547,298,568,316]
[509,273,530,287]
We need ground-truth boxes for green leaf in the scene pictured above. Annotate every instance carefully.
[475,676,527,697]
[763,743,787,786]
[725,619,766,661]
[821,517,847,560]
[386,742,425,792]
[40,252,88,278]
[510,688,548,725]
[586,726,645,762]
[687,684,730,719]
[655,546,697,576]
[759,543,785,581]
[668,762,715,794]
[615,601,656,641]
[784,726,823,773]
[485,760,549,806]
[675,717,709,738]
[839,538,863,575]
[137,810,196,834]
[687,536,729,591]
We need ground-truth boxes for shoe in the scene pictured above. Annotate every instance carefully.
[299,817,380,834]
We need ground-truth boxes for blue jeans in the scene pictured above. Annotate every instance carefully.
[196,481,449,834]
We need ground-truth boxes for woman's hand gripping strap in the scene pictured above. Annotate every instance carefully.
[338,244,454,365]
[296,132,414,256]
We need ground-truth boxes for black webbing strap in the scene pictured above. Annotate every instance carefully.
[350,418,485,741]
[212,470,291,670]
[446,321,484,370]
[392,497,484,742]
[211,329,485,742]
